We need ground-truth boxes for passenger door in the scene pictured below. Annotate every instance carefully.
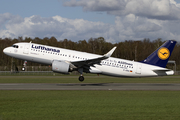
[136,64,142,74]
[23,44,30,54]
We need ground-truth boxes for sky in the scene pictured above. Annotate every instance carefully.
[0,0,180,43]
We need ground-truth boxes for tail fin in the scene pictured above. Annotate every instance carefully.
[141,40,176,68]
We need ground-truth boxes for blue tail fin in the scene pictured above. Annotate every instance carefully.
[141,40,176,68]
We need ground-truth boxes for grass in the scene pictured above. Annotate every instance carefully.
[0,75,180,83]
[1,76,180,120]
[0,91,180,120]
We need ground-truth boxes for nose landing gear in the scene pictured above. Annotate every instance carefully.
[22,61,27,71]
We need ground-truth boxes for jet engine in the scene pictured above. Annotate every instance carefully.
[52,60,70,74]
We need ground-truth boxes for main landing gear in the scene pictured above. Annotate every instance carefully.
[78,68,84,82]
[79,76,84,82]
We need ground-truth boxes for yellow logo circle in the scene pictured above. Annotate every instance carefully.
[158,47,170,60]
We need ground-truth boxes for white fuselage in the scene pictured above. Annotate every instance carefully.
[3,42,174,77]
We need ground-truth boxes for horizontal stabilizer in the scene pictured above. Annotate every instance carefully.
[152,69,174,76]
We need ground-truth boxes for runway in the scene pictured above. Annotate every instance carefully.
[0,83,180,90]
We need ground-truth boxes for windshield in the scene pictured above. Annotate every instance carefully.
[11,45,19,48]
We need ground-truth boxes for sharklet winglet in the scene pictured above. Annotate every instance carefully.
[103,46,117,58]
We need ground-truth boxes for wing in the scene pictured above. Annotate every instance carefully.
[71,46,117,68]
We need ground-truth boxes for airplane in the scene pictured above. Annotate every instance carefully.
[3,40,176,82]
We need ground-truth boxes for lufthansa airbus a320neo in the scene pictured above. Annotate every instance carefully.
[3,40,176,82]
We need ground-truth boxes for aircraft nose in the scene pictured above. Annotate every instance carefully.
[3,47,10,55]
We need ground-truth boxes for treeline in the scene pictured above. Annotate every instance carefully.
[0,37,179,70]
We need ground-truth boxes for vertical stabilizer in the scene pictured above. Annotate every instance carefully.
[141,40,176,68]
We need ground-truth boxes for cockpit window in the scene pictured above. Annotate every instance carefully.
[12,45,19,48]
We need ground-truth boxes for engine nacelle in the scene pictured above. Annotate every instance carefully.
[52,60,70,74]
[89,66,102,74]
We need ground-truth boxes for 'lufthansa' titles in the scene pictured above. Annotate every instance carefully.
[32,45,60,53]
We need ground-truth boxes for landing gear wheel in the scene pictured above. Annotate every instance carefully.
[79,76,84,82]
[22,67,25,71]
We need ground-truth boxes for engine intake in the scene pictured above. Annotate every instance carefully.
[52,60,70,74]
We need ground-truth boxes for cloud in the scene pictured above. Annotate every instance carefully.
[64,0,126,11]
[64,0,180,20]
[1,0,180,43]
[113,15,180,41]
[0,14,112,41]
[1,11,180,43]
[62,0,180,42]
[0,13,12,28]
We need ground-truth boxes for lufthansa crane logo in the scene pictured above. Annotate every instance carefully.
[158,47,170,60]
